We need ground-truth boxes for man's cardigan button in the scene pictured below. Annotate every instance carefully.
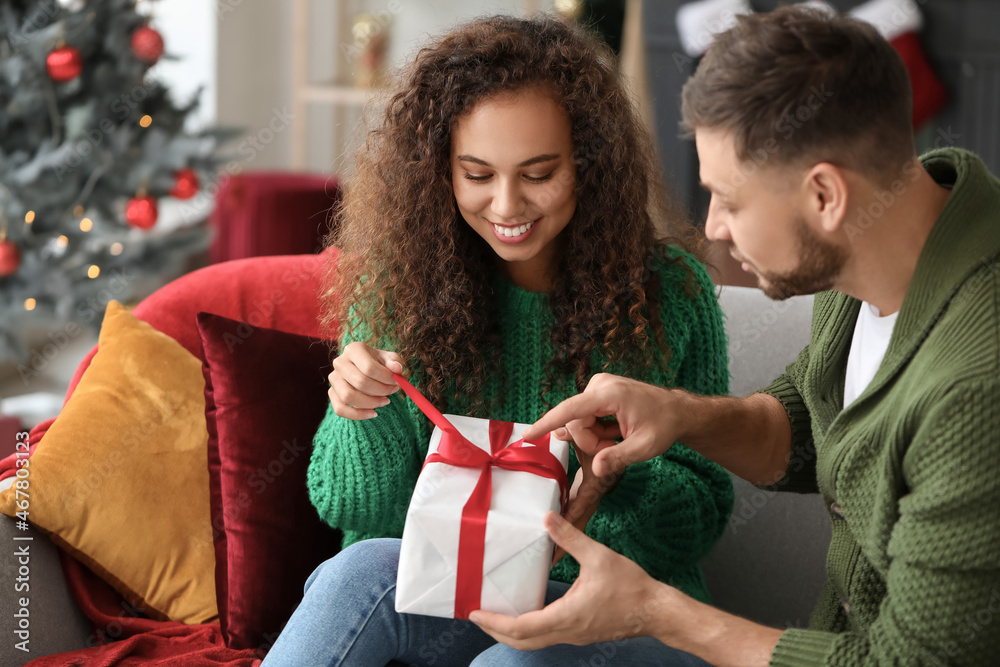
[830,501,845,519]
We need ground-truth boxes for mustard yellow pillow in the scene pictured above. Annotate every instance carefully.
[0,301,217,624]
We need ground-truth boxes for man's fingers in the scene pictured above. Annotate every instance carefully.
[524,394,611,440]
[590,436,650,477]
[470,603,574,649]
[591,446,631,478]
[473,625,571,652]
[468,609,516,636]
[593,420,622,441]
[565,421,599,457]
[543,512,599,564]
[554,421,618,448]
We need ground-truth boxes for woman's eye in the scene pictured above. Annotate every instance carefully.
[524,173,554,183]
[461,171,553,183]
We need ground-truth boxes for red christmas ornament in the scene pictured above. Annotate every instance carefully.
[0,239,21,277]
[125,196,158,229]
[170,168,200,199]
[46,45,83,82]
[131,25,164,64]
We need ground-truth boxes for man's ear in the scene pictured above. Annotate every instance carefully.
[803,162,849,234]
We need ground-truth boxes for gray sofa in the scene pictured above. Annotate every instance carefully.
[703,286,829,630]
[0,285,830,664]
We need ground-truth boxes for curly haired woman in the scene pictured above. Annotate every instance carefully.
[262,14,730,667]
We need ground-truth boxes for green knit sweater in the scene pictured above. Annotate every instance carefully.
[308,247,734,603]
[764,148,1000,666]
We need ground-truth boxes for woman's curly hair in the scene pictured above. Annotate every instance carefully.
[321,14,705,414]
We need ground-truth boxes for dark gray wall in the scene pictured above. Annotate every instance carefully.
[644,0,1000,221]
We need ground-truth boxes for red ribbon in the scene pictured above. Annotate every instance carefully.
[393,374,569,619]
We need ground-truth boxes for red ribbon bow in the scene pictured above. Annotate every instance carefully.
[393,374,569,619]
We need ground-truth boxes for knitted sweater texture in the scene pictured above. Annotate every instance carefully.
[308,247,734,603]
[764,148,1000,665]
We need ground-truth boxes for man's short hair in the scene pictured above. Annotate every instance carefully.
[681,5,916,184]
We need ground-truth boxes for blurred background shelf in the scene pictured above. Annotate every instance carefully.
[289,0,550,172]
[299,84,380,105]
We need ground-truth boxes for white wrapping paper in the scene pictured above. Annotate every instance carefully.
[395,414,570,618]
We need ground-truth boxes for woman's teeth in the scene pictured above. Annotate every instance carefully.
[493,221,535,237]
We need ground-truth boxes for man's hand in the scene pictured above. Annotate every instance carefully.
[471,512,785,667]
[471,512,675,649]
[524,373,795,487]
[523,374,687,478]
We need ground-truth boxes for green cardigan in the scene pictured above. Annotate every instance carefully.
[308,247,734,603]
[764,148,1000,665]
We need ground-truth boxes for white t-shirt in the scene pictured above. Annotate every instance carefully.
[843,302,899,408]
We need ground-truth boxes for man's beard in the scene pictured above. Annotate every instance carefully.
[734,216,848,301]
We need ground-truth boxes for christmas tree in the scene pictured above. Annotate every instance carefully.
[0,0,236,367]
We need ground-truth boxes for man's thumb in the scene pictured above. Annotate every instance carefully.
[544,512,592,561]
[592,445,631,478]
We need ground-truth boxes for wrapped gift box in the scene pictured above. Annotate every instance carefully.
[393,377,570,620]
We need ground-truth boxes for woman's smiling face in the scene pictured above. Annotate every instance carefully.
[450,86,577,291]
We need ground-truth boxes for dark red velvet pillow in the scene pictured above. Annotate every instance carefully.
[197,312,342,651]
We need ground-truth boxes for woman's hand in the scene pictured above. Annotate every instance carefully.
[552,428,624,565]
[328,341,405,420]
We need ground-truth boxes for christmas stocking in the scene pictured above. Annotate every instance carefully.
[849,0,947,128]
[676,0,753,57]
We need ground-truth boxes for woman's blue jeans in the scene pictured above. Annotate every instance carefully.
[260,538,712,666]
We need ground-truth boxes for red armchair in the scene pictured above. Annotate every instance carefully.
[209,172,340,265]
[0,249,339,667]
